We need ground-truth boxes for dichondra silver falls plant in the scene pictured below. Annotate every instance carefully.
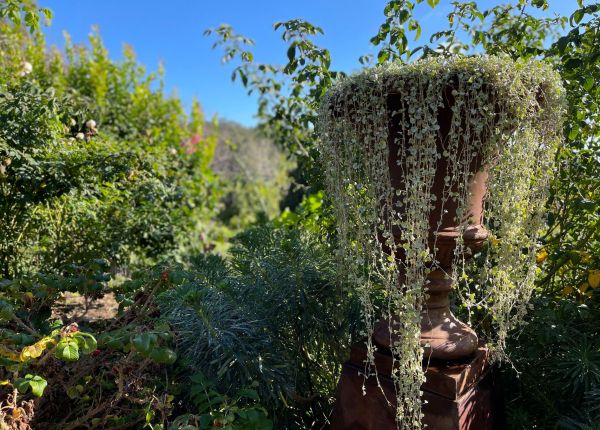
[318,55,564,429]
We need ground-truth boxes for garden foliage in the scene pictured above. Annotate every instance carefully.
[206,0,599,427]
[0,6,291,428]
[0,0,598,429]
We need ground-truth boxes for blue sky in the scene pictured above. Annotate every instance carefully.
[42,0,577,126]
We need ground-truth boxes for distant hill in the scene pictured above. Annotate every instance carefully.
[206,120,292,226]
[208,120,288,183]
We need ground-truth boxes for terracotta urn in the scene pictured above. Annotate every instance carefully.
[371,88,489,361]
[322,57,564,429]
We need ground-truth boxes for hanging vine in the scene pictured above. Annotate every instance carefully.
[318,55,564,429]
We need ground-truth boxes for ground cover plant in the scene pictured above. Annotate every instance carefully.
[0,0,598,429]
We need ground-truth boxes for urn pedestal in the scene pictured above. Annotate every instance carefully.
[330,344,502,430]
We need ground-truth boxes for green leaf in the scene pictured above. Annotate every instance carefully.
[239,70,248,87]
[583,77,594,91]
[427,0,440,8]
[14,375,47,397]
[556,36,569,54]
[564,58,582,71]
[149,348,177,364]
[0,300,14,320]
[568,126,579,140]
[398,10,409,25]
[377,49,390,64]
[287,44,296,62]
[409,20,421,41]
[131,333,157,355]
[27,375,47,397]
[199,415,212,428]
[257,418,273,430]
[56,339,79,361]
[242,51,253,62]
[73,332,97,354]
[237,388,259,401]
[145,409,154,423]
[40,8,53,22]
[14,378,31,394]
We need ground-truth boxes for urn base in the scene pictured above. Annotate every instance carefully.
[330,343,503,430]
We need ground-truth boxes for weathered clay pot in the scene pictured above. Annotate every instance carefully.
[371,88,489,361]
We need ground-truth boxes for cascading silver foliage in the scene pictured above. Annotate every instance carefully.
[318,55,564,429]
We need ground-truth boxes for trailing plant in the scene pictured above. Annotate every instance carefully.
[414,2,600,425]
[318,55,564,428]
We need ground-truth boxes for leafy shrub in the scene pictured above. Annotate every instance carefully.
[158,224,359,428]
[170,372,272,430]
[503,291,600,428]
[0,20,224,275]
[0,259,182,429]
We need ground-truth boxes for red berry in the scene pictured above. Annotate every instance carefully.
[160,270,170,281]
[91,349,101,357]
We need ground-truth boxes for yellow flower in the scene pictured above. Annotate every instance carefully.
[588,270,600,289]
[562,286,573,296]
[536,248,548,264]
[489,235,501,247]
